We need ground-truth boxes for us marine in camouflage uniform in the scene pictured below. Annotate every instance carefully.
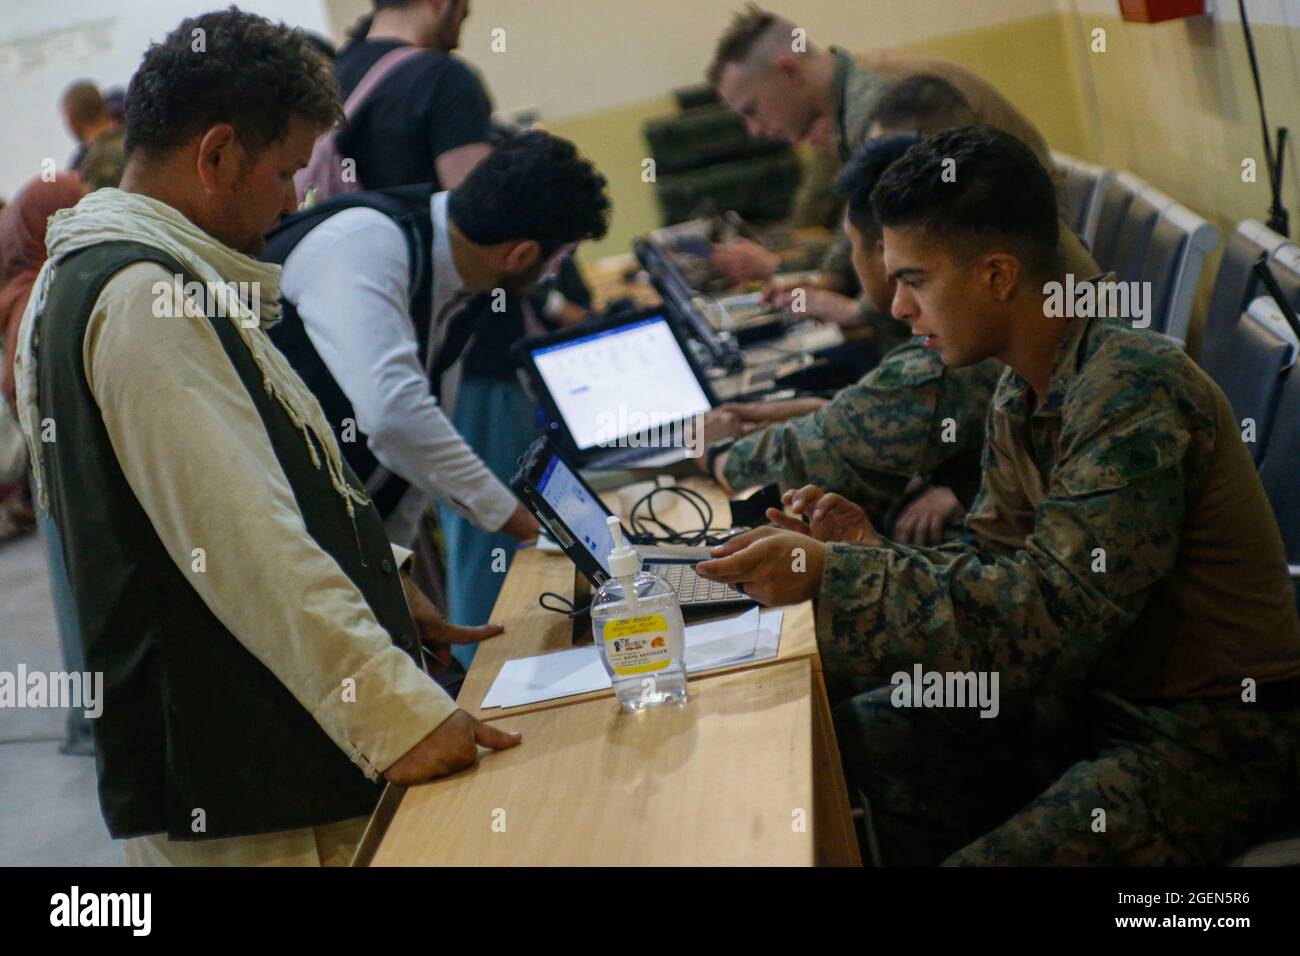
[705,135,1002,544]
[720,341,1001,538]
[707,8,1058,359]
[697,127,1300,866]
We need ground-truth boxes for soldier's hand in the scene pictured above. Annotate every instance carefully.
[384,710,521,786]
[768,287,862,327]
[893,485,962,547]
[711,238,780,283]
[695,526,824,606]
[767,485,883,546]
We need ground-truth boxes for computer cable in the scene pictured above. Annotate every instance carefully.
[627,484,736,547]
[539,591,589,618]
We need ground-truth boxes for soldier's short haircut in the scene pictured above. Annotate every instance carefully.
[871,125,1060,277]
[835,134,920,239]
[868,75,977,136]
[124,7,344,161]
[706,4,789,87]
[62,81,107,126]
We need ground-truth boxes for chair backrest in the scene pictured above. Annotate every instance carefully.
[1269,244,1300,312]
[1258,365,1300,598]
[1143,201,1221,346]
[1105,173,1170,282]
[1202,295,1299,464]
[1090,175,1137,273]
[1205,222,1289,352]
[1052,151,1113,250]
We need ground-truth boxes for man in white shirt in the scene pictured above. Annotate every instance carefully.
[264,132,610,564]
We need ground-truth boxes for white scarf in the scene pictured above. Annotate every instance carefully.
[15,188,368,516]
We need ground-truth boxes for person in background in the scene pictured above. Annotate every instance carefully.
[699,135,1001,546]
[101,87,127,126]
[78,126,127,192]
[335,0,491,192]
[60,81,119,172]
[16,9,519,866]
[264,131,610,675]
[706,5,1050,354]
[698,127,1300,865]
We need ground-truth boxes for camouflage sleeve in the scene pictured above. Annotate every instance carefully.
[813,349,1199,694]
[723,342,948,522]
[818,230,857,291]
[786,147,843,231]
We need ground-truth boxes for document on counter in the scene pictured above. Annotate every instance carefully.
[479,607,784,710]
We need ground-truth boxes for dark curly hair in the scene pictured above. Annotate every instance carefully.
[834,134,920,239]
[871,125,1060,277]
[448,130,611,255]
[124,6,344,161]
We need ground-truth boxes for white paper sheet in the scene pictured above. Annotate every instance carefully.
[479,607,784,710]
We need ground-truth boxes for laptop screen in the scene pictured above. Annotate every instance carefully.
[530,315,712,452]
[534,451,616,574]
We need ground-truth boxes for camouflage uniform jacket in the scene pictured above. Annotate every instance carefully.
[815,309,1300,702]
[724,339,1002,525]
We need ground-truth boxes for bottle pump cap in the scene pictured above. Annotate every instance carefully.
[606,515,641,578]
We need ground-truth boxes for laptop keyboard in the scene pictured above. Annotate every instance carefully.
[647,562,744,605]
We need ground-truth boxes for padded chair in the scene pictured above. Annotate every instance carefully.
[1203,221,1290,359]
[1090,175,1138,274]
[1052,151,1113,250]
[1201,296,1299,464]
[1107,174,1170,286]
[1141,201,1221,345]
[1259,365,1300,602]
[1231,367,1300,867]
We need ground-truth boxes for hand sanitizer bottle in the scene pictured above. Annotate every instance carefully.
[590,516,688,709]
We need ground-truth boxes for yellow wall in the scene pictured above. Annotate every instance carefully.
[558,12,1091,261]
[1061,8,1300,352]
[323,1,1300,344]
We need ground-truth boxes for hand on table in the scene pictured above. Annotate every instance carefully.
[401,572,506,674]
[384,709,521,786]
[763,286,862,327]
[711,238,780,283]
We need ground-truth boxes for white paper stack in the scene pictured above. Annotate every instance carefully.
[479,607,784,710]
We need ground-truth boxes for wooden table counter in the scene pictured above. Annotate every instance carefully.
[371,661,821,867]
[361,477,861,866]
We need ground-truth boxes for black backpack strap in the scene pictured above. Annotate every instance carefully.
[263,185,433,307]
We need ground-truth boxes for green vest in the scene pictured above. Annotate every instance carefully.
[35,241,421,841]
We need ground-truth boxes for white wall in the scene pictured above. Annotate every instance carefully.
[0,0,331,199]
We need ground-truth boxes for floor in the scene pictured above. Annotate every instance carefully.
[0,528,121,866]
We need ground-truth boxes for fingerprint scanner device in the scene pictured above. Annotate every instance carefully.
[515,311,718,471]
[512,435,751,613]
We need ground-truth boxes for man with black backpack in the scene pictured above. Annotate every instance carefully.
[264,131,610,564]
[315,0,492,195]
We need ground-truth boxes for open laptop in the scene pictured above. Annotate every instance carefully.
[512,435,751,611]
[514,310,718,471]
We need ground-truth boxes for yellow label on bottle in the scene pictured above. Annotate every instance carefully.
[602,613,671,676]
